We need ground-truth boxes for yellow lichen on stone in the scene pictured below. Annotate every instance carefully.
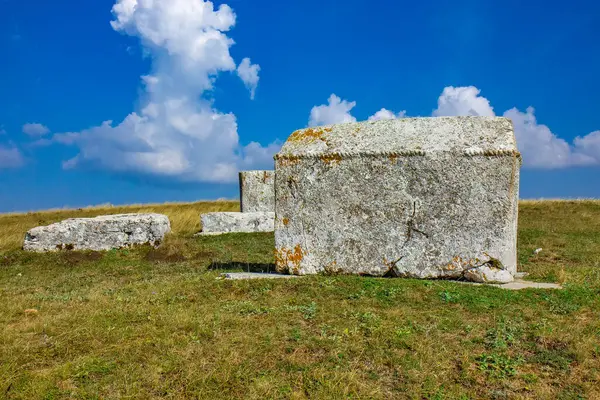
[287,126,334,145]
[442,255,485,272]
[323,260,342,275]
[275,245,306,274]
[277,155,301,167]
[288,128,326,143]
[319,153,343,165]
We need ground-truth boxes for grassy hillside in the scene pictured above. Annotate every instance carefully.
[1,200,600,399]
[0,201,239,252]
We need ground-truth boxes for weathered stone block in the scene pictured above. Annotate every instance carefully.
[221,272,300,280]
[274,117,520,281]
[200,212,274,235]
[23,213,171,252]
[239,170,275,212]
[463,265,514,284]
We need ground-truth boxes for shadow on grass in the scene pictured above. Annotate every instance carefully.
[208,261,276,273]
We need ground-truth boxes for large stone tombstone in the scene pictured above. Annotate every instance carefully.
[274,117,520,282]
[239,170,275,212]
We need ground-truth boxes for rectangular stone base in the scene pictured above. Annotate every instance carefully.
[199,212,274,235]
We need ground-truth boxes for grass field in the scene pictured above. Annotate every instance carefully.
[1,200,600,399]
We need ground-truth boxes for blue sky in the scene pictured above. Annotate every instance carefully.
[1,0,599,212]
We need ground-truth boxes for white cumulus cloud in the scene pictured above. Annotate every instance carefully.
[22,123,50,136]
[308,94,357,127]
[237,57,260,100]
[432,86,495,117]
[0,145,24,169]
[46,0,275,183]
[433,86,600,168]
[573,130,600,165]
[502,107,575,168]
[307,85,600,169]
[368,108,407,121]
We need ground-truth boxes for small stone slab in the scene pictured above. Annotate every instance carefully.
[457,279,562,290]
[495,280,562,290]
[221,272,300,280]
[463,265,514,284]
[239,170,275,212]
[199,212,274,235]
[23,213,171,252]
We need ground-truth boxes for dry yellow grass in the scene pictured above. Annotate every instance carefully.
[0,200,239,252]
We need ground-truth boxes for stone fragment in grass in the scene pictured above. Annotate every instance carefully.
[23,213,170,252]
[221,272,299,280]
[239,170,275,212]
[199,212,274,235]
[463,265,514,284]
[456,279,562,290]
[274,116,520,281]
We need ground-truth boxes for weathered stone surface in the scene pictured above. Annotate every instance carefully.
[463,265,514,284]
[457,280,562,290]
[494,280,561,290]
[221,272,300,280]
[239,170,275,212]
[274,116,520,281]
[200,212,274,235]
[23,213,171,252]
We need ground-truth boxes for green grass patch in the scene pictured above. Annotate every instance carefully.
[1,200,600,398]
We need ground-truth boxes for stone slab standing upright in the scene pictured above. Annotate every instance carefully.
[239,170,275,212]
[274,117,521,281]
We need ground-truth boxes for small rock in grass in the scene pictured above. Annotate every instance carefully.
[463,265,514,284]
